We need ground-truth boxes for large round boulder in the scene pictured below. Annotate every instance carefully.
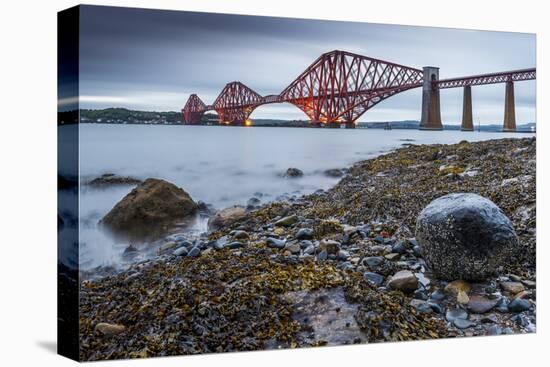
[415,193,518,280]
[101,178,198,236]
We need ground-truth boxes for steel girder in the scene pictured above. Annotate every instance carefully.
[278,50,424,124]
[182,94,207,124]
[436,68,536,89]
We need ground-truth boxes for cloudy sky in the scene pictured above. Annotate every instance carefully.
[74,5,536,124]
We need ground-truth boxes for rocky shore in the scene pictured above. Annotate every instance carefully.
[79,137,536,361]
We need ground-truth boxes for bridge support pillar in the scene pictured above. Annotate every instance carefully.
[420,66,443,130]
[345,121,356,129]
[327,122,340,128]
[503,81,516,132]
[461,86,474,131]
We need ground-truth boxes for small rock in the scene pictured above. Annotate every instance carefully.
[508,298,531,313]
[457,291,470,305]
[226,241,244,249]
[467,295,499,314]
[188,247,201,257]
[363,272,385,287]
[304,244,315,255]
[388,270,418,293]
[486,325,502,336]
[319,239,341,254]
[454,318,475,329]
[391,241,407,254]
[284,168,303,178]
[266,237,286,249]
[324,168,344,178]
[318,250,328,261]
[500,281,525,295]
[446,308,468,323]
[384,253,400,261]
[275,215,299,227]
[430,289,446,301]
[231,230,249,240]
[285,242,301,255]
[428,302,445,314]
[413,289,429,300]
[410,299,433,314]
[444,280,472,295]
[95,323,125,336]
[173,246,188,256]
[296,228,314,240]
[363,256,384,268]
[521,279,536,289]
[337,250,350,261]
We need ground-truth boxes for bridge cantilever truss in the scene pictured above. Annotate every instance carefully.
[182,50,535,129]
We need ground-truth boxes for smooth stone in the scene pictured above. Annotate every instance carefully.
[363,272,385,287]
[226,241,244,249]
[444,280,472,295]
[428,302,445,314]
[188,247,201,257]
[416,193,518,280]
[413,289,429,300]
[296,228,314,240]
[410,299,433,314]
[318,250,328,261]
[486,325,502,336]
[446,308,468,323]
[337,250,350,261]
[284,167,303,178]
[285,243,301,255]
[508,298,531,313]
[274,215,299,227]
[319,239,341,254]
[457,291,470,305]
[363,256,384,268]
[384,253,400,261]
[454,318,475,329]
[391,240,407,254]
[430,289,446,301]
[467,295,499,313]
[95,323,125,336]
[388,270,418,293]
[266,237,286,249]
[173,246,188,256]
[231,230,249,240]
[500,281,525,295]
[304,244,315,255]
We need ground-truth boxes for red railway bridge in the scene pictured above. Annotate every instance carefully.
[182,50,535,131]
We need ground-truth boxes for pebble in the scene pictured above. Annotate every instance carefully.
[363,256,384,268]
[430,289,446,301]
[428,302,445,314]
[444,280,471,295]
[486,325,502,336]
[337,250,350,261]
[384,253,400,261]
[188,247,201,257]
[410,299,433,314]
[231,230,249,240]
[173,246,188,256]
[521,279,536,288]
[274,215,299,227]
[413,289,429,300]
[508,298,531,313]
[304,244,315,255]
[296,228,314,240]
[453,318,475,329]
[285,243,301,255]
[391,240,407,254]
[500,281,525,295]
[226,241,244,249]
[363,272,385,287]
[320,240,341,254]
[318,250,328,261]
[266,237,286,249]
[388,270,418,293]
[467,295,499,314]
[446,308,468,323]
[95,323,125,336]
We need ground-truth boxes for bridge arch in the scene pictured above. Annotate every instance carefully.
[247,101,312,126]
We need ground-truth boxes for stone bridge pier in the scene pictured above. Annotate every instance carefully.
[420,66,443,130]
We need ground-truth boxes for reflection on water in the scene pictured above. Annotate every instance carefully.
[72,124,533,269]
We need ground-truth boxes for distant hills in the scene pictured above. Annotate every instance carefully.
[71,108,536,132]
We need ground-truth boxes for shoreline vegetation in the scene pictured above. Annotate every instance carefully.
[57,108,537,131]
[78,137,536,361]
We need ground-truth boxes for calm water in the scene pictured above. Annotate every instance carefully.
[65,124,533,269]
